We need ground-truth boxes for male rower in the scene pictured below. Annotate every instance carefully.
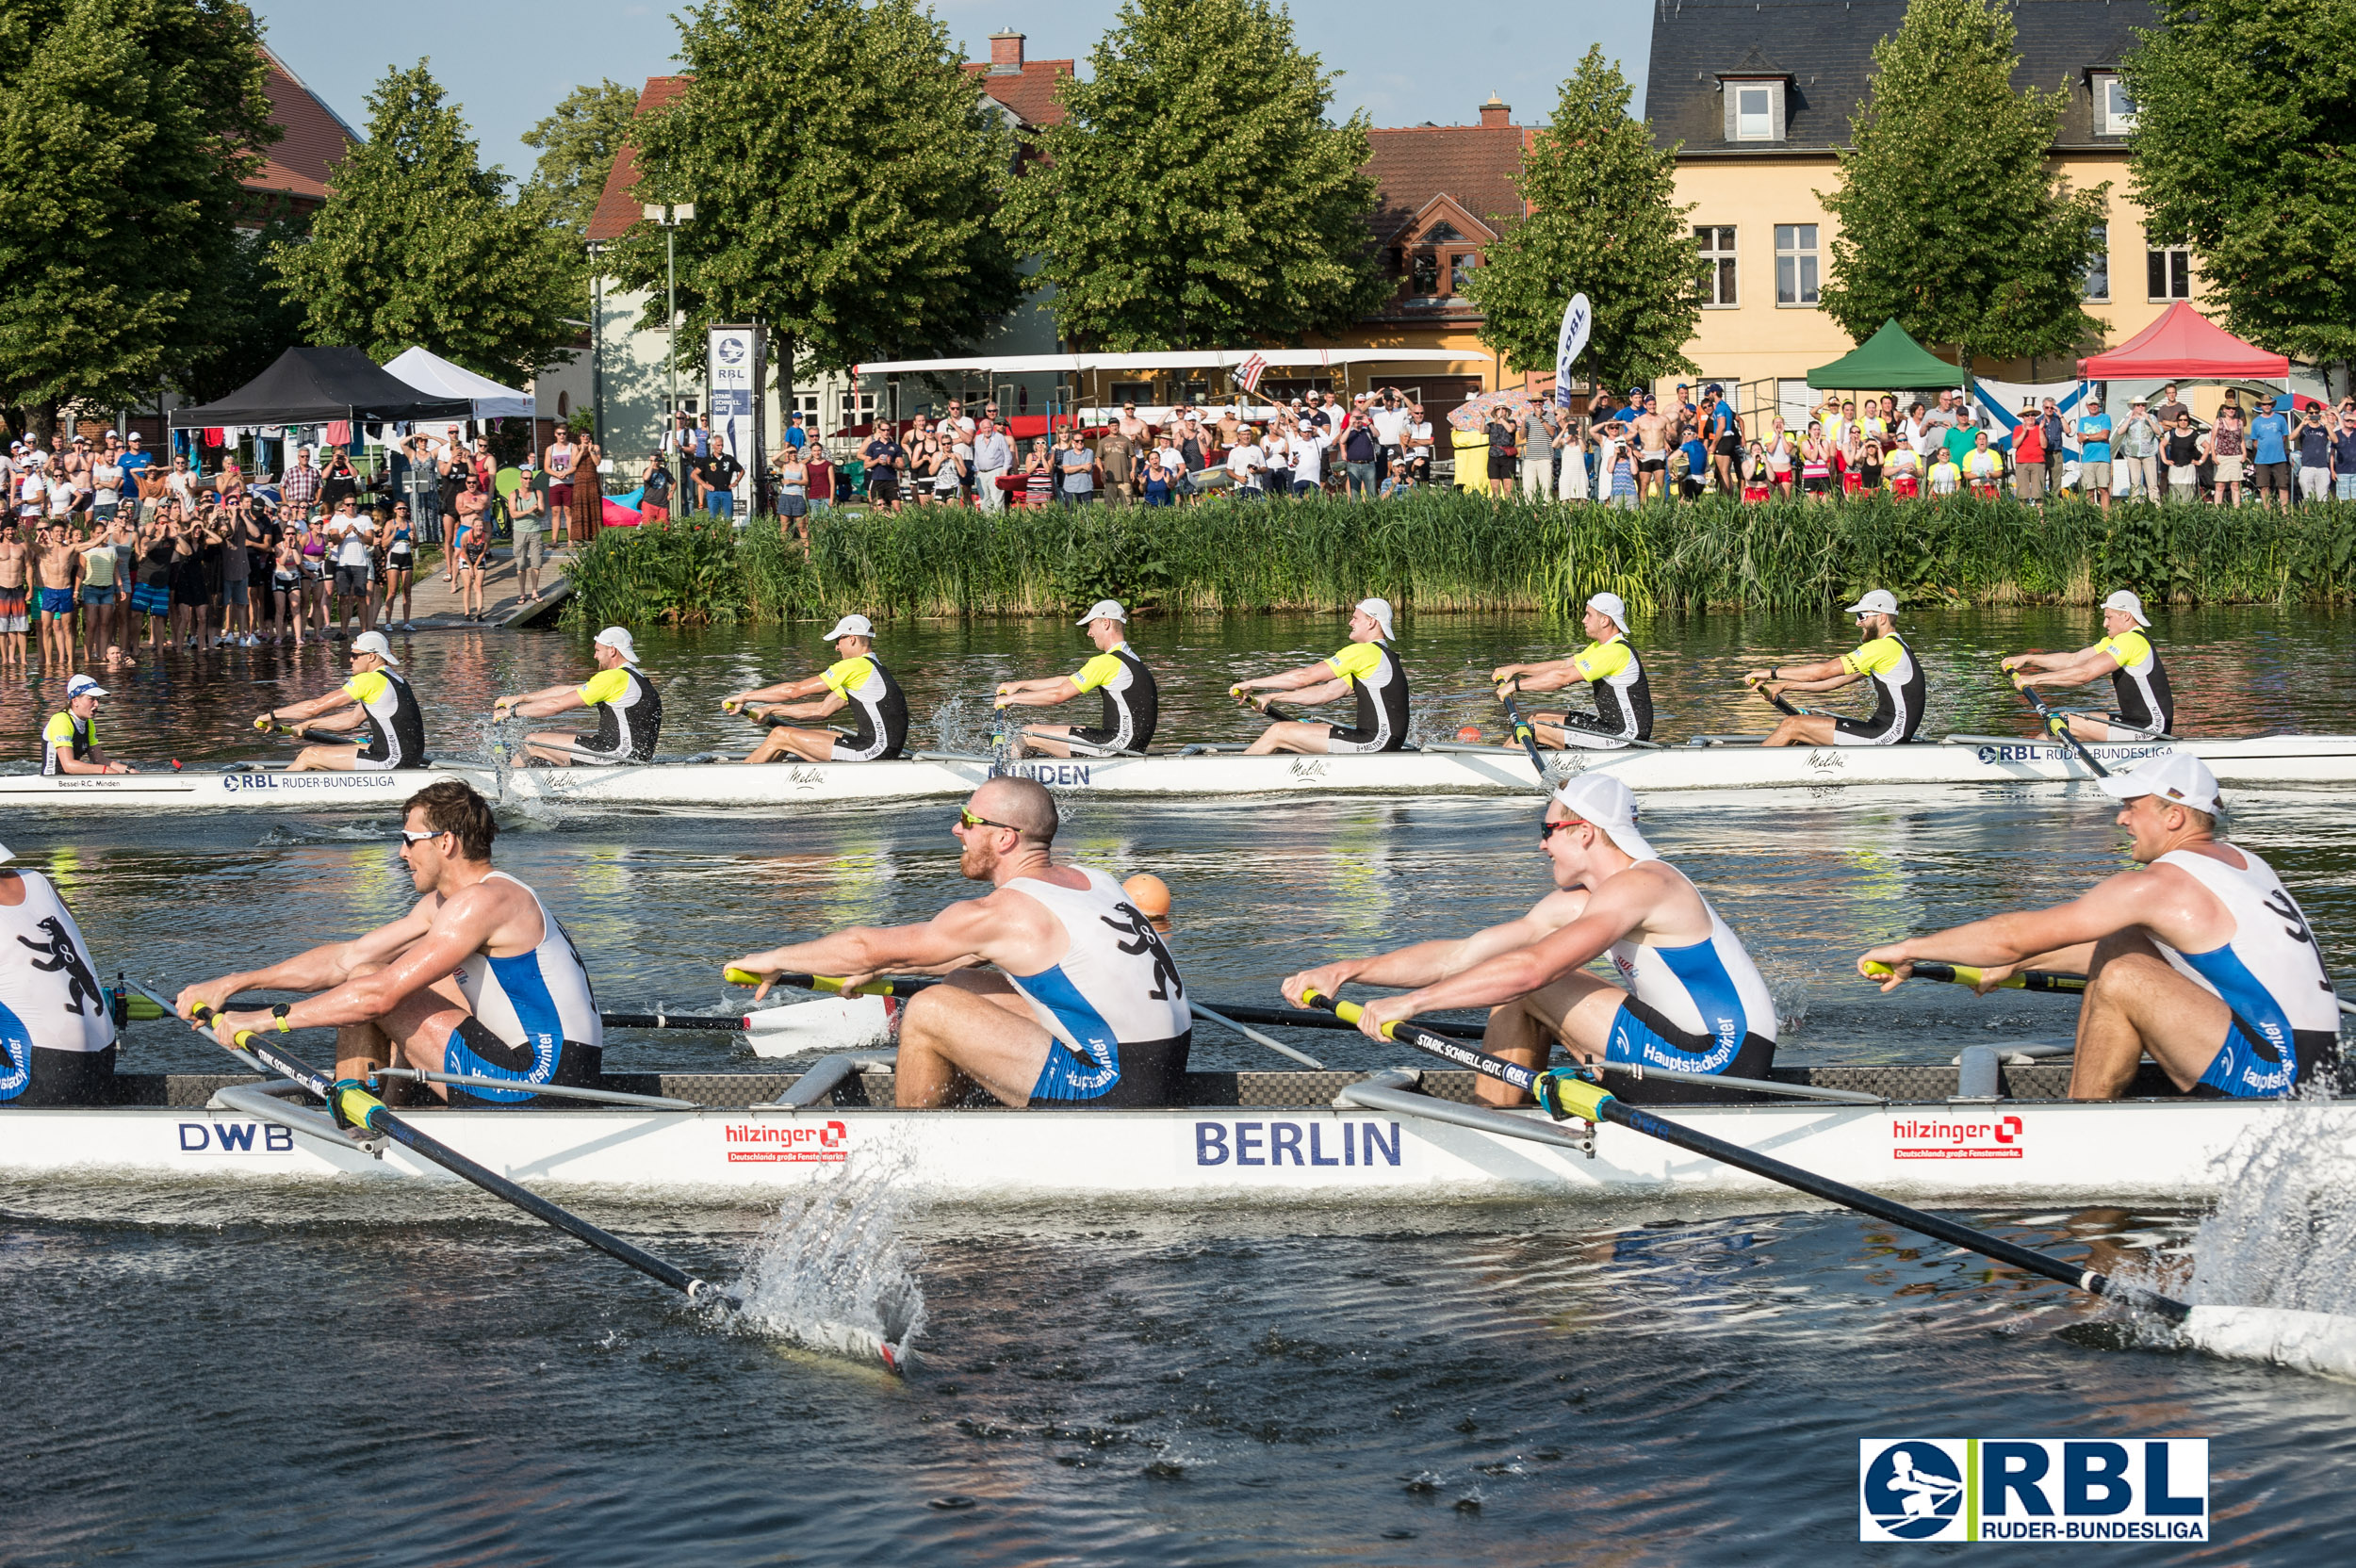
[0,839,118,1105]
[723,612,908,764]
[175,779,602,1104]
[1743,588,1925,747]
[1858,753,2336,1101]
[726,776,1190,1109]
[258,630,427,773]
[1488,591,1653,748]
[41,673,134,775]
[1999,589,2174,742]
[1232,597,1409,755]
[993,598,1158,759]
[493,626,662,765]
[1282,774,1776,1107]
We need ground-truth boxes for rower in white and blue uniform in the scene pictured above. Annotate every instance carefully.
[725,612,910,764]
[993,598,1160,759]
[2000,588,2175,742]
[1490,591,1654,748]
[1284,774,1776,1107]
[178,780,602,1106]
[1860,752,2337,1101]
[0,840,117,1105]
[728,776,1191,1108]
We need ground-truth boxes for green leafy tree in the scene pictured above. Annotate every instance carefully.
[1462,46,1699,388]
[1816,0,2107,376]
[609,0,1023,400]
[521,79,640,237]
[2125,0,2356,371]
[272,62,580,384]
[179,213,312,405]
[1002,0,1384,349]
[0,0,275,442]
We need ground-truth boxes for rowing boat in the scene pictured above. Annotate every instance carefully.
[9,732,2356,811]
[8,1061,2346,1202]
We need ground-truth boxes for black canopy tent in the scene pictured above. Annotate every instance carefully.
[168,347,473,428]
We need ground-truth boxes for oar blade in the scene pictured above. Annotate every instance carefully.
[2183,1305,2356,1382]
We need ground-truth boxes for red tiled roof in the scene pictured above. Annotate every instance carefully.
[961,58,1073,128]
[249,47,359,203]
[1364,124,1527,245]
[586,75,691,243]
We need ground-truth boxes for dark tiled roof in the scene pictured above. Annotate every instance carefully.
[1646,0,2155,155]
[250,47,360,202]
[586,76,689,243]
[962,58,1074,127]
[1365,124,1528,245]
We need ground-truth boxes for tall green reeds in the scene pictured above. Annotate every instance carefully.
[560,493,2356,627]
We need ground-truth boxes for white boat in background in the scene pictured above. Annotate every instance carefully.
[0,764,494,811]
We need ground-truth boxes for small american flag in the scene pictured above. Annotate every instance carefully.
[1235,352,1269,393]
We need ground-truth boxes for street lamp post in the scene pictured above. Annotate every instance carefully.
[585,240,607,450]
[644,201,695,489]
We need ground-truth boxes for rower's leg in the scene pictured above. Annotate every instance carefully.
[1760,714,1841,747]
[377,976,484,1102]
[769,727,840,762]
[1242,720,1330,756]
[893,973,1052,1108]
[1017,726,1077,759]
[2066,714,2114,743]
[2069,931,2234,1099]
[522,731,578,765]
[1481,973,1628,1107]
[742,729,799,764]
[288,744,360,773]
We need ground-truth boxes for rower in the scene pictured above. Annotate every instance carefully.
[726,776,1190,1108]
[2000,589,2174,742]
[0,840,117,1105]
[260,630,427,773]
[41,674,134,776]
[1744,588,1925,747]
[1488,591,1653,748]
[176,780,602,1105]
[724,612,908,764]
[1859,753,2336,1101]
[1281,774,1776,1107]
[993,598,1158,759]
[1233,596,1410,755]
[493,626,662,766]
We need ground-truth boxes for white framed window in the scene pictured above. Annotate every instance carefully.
[2084,223,2110,302]
[1695,226,1737,306]
[1775,224,1820,306]
[2096,74,2137,137]
[1725,79,1783,142]
[794,392,822,426]
[841,390,876,422]
[2148,247,2191,301]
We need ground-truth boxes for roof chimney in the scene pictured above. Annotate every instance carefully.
[1480,93,1511,128]
[989,29,1024,74]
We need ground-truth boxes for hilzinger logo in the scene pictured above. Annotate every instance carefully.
[1860,1438,2207,1542]
[725,1119,849,1164]
[1892,1113,2022,1160]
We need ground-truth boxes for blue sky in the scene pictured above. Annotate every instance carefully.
[251,1,1650,180]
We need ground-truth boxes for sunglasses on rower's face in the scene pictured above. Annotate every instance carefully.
[1539,817,1581,843]
[394,827,445,846]
[957,808,1018,834]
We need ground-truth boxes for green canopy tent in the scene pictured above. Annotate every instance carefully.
[1806,319,1963,390]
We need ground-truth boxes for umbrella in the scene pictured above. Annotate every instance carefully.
[1448,387,1537,432]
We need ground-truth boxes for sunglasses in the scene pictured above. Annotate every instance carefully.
[394,827,445,846]
[1539,818,1582,842]
[957,808,1019,833]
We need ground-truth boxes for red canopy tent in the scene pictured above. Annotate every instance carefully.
[2081,302,2289,381]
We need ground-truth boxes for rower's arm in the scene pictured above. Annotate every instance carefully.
[270,688,362,727]
[176,903,437,1019]
[727,673,828,707]
[1857,870,2186,991]
[1491,659,1580,694]
[1235,659,1343,694]
[1744,654,1850,688]
[764,691,846,721]
[261,889,511,1033]
[1282,903,1580,1004]
[498,682,589,720]
[2011,645,2119,691]
[1362,896,1644,1030]
[728,896,1037,999]
[995,676,1082,708]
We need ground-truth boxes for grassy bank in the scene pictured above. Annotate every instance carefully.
[560,491,2356,627]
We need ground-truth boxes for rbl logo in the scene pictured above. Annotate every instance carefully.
[1860,1438,2207,1542]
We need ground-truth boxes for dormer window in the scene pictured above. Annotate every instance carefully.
[2094,73,2136,136]
[1723,78,1785,142]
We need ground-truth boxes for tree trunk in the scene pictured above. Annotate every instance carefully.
[26,401,58,446]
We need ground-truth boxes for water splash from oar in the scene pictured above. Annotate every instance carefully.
[731,1151,926,1372]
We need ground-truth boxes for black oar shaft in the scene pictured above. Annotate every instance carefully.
[1296,989,1537,1089]
[1203,1001,1491,1038]
[2013,679,2110,778]
[724,968,938,997]
[1499,680,1550,786]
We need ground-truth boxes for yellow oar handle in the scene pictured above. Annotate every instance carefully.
[1297,987,1395,1039]
[1536,1070,1615,1123]
[723,967,904,997]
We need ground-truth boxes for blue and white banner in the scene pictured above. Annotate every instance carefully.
[1860,1437,2207,1544]
[707,325,760,501]
[1554,293,1592,407]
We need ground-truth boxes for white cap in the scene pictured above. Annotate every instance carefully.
[1843,589,1901,616]
[66,674,107,699]
[1076,599,1127,627]
[349,630,399,665]
[2102,589,2151,627]
[1550,775,1658,862]
[1586,592,1629,634]
[1353,596,1396,640]
[595,626,639,662]
[821,613,874,643]
[2097,751,2220,816]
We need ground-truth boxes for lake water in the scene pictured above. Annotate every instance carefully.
[4,606,2353,1562]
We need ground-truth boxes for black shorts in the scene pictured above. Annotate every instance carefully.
[1487,452,1516,479]
[1638,454,1667,472]
[1,1042,115,1106]
[440,1016,602,1108]
[1068,725,1133,751]
[868,470,899,501]
[1802,474,1831,495]
[1030,1032,1190,1108]
[1831,714,1909,746]
[1325,723,1403,754]
[1713,433,1741,458]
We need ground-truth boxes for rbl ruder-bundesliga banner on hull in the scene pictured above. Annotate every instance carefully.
[1859,1438,2208,1543]
[707,325,763,508]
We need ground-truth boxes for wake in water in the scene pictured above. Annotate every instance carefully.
[2186,1085,2356,1315]
[731,1151,927,1370]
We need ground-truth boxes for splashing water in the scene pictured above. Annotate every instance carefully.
[732,1150,927,1369]
[2186,1086,2356,1315]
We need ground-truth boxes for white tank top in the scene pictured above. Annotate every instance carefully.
[456,873,603,1057]
[1004,867,1190,1059]
[2151,846,2338,1087]
[0,871,117,1058]
[1605,864,1778,1070]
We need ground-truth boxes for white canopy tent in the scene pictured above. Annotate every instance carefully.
[381,346,535,420]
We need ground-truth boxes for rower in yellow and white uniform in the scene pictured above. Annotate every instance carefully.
[1233,597,1411,755]
[259,631,427,772]
[2000,589,2174,742]
[725,612,909,764]
[994,598,1159,759]
[1744,588,1926,747]
[0,839,117,1105]
[41,673,134,775]
[1489,592,1653,748]
[495,626,663,766]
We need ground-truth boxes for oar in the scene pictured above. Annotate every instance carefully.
[1860,959,2087,996]
[1229,685,1297,725]
[725,967,940,998]
[132,980,736,1312]
[1497,678,1549,786]
[2011,676,2110,777]
[121,988,806,1036]
[1293,988,1544,1090]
